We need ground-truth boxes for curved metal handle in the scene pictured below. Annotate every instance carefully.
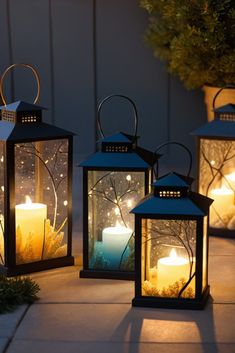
[212,85,235,110]
[0,63,40,106]
[97,94,138,139]
[154,141,192,178]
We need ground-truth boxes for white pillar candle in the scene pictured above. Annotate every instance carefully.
[102,222,132,269]
[224,172,235,190]
[210,185,234,223]
[157,248,189,290]
[15,196,47,261]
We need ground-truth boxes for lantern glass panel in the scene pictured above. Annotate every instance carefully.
[199,138,235,230]
[88,170,145,271]
[141,218,196,299]
[15,139,69,264]
[0,141,5,265]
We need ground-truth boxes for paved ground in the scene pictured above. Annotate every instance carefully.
[1,236,235,353]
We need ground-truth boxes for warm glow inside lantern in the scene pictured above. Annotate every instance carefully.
[79,95,158,280]
[80,132,158,280]
[0,100,74,275]
[131,173,213,309]
[192,88,235,237]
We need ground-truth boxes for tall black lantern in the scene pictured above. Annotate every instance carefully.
[80,95,159,280]
[0,64,74,276]
[192,87,235,237]
[131,142,213,309]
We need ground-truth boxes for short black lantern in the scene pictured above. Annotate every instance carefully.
[131,142,213,309]
[192,86,235,237]
[0,64,74,276]
[80,95,159,280]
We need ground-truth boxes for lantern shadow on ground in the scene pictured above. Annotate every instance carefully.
[111,298,218,353]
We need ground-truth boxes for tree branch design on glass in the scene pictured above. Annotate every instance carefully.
[200,139,235,230]
[15,139,69,264]
[142,219,196,299]
[88,170,145,271]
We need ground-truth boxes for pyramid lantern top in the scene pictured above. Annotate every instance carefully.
[131,172,213,217]
[0,100,46,124]
[213,103,235,122]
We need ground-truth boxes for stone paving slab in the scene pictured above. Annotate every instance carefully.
[6,341,235,353]
[13,303,235,343]
[0,305,28,338]
[31,266,134,304]
[2,237,235,353]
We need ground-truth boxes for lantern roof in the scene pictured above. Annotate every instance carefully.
[131,172,213,216]
[80,131,159,169]
[213,103,235,113]
[0,121,74,141]
[192,101,235,138]
[191,120,235,139]
[152,172,193,188]
[0,100,46,112]
[99,132,137,143]
[79,149,158,169]
[0,100,74,140]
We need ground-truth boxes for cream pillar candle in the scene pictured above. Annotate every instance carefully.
[210,185,234,220]
[15,196,47,261]
[157,248,189,290]
[224,172,235,190]
[102,221,132,268]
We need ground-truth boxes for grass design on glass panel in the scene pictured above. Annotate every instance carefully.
[143,278,195,299]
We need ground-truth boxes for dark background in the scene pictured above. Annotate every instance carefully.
[0,0,207,248]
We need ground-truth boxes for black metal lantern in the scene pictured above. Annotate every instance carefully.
[0,64,74,276]
[131,142,213,309]
[80,95,159,280]
[192,86,235,237]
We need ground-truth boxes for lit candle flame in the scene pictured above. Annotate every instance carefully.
[169,248,178,259]
[115,220,122,228]
[25,195,32,205]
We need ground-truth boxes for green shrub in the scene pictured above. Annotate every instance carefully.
[140,0,235,89]
[0,276,40,314]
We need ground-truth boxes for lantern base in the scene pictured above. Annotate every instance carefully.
[210,227,235,238]
[132,286,210,310]
[79,268,135,280]
[0,256,74,276]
